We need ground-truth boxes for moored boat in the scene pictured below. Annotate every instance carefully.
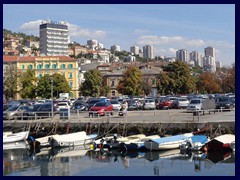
[204,134,235,151]
[144,133,193,151]
[3,131,29,144]
[179,135,209,152]
[49,131,98,147]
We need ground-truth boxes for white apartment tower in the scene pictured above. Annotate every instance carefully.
[143,45,154,59]
[189,51,203,67]
[39,20,69,56]
[176,49,189,62]
[111,45,121,52]
[204,46,216,72]
[130,45,140,55]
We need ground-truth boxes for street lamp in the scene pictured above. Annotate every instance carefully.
[50,77,54,119]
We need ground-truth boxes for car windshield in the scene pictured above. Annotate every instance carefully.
[94,102,107,107]
[6,105,19,111]
[190,100,201,104]
[110,100,119,104]
[29,104,41,110]
[217,97,229,102]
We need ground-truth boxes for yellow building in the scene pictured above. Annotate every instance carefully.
[3,55,79,99]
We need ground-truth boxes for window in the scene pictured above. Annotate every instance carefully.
[152,79,156,85]
[37,64,42,69]
[52,64,57,69]
[68,73,73,78]
[62,73,65,77]
[68,64,73,69]
[69,92,73,97]
[45,64,50,69]
[69,82,73,88]
[28,65,33,69]
[38,74,42,78]
[22,65,25,69]
[111,80,115,87]
[60,64,66,69]
[112,91,115,97]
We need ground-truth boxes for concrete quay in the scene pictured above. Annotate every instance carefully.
[3,109,235,135]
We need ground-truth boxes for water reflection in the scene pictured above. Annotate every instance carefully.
[3,146,235,176]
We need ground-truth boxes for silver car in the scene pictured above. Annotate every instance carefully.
[143,99,156,110]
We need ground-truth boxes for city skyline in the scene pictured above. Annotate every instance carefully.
[3,4,235,66]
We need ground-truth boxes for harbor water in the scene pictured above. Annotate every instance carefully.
[3,147,235,176]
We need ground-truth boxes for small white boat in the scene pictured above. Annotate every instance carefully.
[3,131,29,143]
[49,131,98,147]
[117,134,146,143]
[204,134,235,151]
[144,133,193,151]
[179,135,209,151]
[3,141,29,150]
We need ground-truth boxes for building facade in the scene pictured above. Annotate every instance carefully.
[3,55,79,99]
[39,21,69,56]
[176,49,189,63]
[189,51,203,67]
[143,45,154,59]
[130,45,140,55]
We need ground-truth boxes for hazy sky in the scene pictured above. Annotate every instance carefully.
[3,4,235,66]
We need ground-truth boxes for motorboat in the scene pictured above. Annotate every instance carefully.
[204,134,235,151]
[49,131,98,147]
[144,133,193,151]
[3,131,29,144]
[3,141,29,150]
[179,135,209,152]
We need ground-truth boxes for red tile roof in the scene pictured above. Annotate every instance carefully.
[3,55,76,62]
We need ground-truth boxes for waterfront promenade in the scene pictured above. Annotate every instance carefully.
[3,109,235,130]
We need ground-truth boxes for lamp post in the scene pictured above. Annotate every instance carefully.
[50,77,54,119]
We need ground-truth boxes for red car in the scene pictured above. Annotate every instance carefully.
[89,101,113,116]
[158,97,177,109]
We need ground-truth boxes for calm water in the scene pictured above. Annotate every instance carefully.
[3,146,235,176]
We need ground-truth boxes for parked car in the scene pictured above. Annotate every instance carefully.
[110,99,121,111]
[215,96,235,111]
[89,101,113,116]
[22,104,42,120]
[87,98,105,110]
[127,99,142,111]
[3,105,30,120]
[143,99,156,110]
[171,98,189,109]
[3,104,13,111]
[159,97,177,109]
[37,103,57,118]
[71,100,88,112]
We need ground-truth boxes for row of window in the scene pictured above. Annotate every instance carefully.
[37,73,73,88]
[22,64,74,69]
[37,72,73,79]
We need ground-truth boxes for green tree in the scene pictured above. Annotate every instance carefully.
[79,69,102,97]
[36,74,71,99]
[3,63,18,100]
[18,69,37,99]
[161,61,196,94]
[116,65,142,96]
[156,72,175,95]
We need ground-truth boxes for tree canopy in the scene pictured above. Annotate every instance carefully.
[116,65,143,96]
[18,69,37,99]
[157,61,196,95]
[79,69,103,97]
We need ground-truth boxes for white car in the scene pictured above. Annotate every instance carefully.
[57,102,70,111]
[110,99,121,111]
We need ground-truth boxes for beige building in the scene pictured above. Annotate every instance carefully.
[3,55,79,99]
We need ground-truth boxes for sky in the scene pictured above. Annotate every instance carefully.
[3,4,235,66]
